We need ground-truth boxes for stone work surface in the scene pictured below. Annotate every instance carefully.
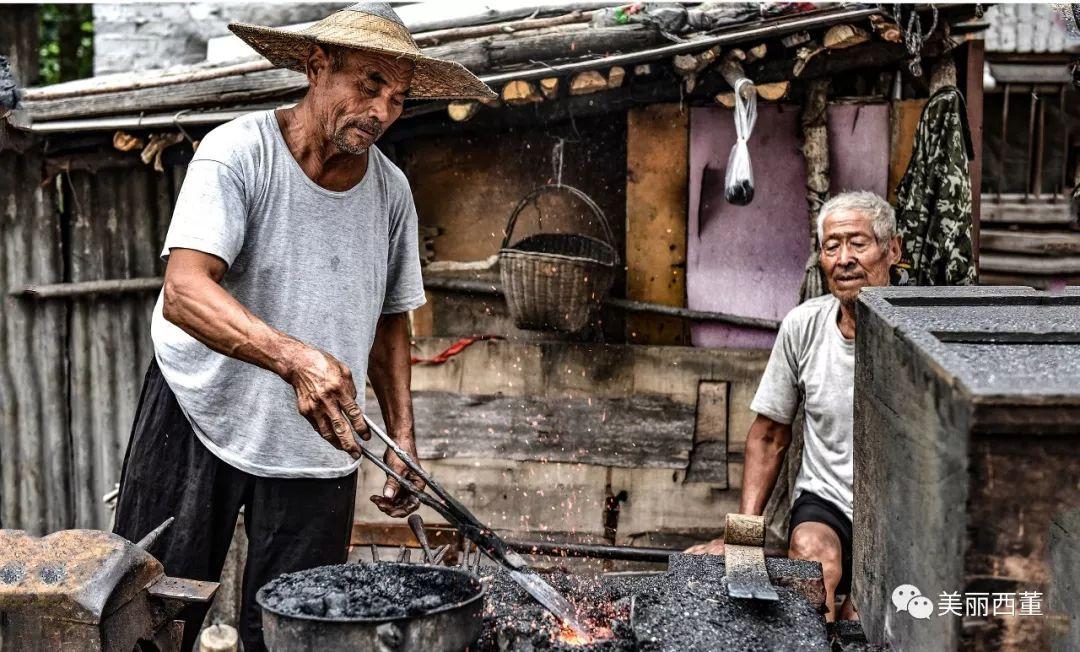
[853,286,1080,651]
[478,554,828,651]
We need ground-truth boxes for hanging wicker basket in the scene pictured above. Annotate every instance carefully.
[498,184,619,333]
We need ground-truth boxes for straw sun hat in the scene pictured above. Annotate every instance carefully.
[229,2,496,100]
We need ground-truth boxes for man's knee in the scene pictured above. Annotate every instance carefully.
[789,522,842,572]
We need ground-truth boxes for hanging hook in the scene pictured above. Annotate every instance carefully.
[551,138,565,187]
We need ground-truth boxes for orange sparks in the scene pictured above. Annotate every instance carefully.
[556,621,612,646]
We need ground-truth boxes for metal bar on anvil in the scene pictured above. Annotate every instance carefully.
[507,540,678,563]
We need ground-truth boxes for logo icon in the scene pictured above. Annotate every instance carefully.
[892,584,933,620]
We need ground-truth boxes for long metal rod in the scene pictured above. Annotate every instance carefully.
[12,275,782,330]
[507,539,678,563]
[15,7,884,134]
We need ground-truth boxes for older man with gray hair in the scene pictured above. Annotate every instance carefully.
[688,191,900,622]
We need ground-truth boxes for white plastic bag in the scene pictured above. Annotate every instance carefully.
[725,78,757,206]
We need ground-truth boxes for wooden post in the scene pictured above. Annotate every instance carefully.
[961,39,985,277]
[0,5,40,87]
[625,104,689,345]
[799,79,830,302]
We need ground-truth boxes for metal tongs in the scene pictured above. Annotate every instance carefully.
[357,415,589,637]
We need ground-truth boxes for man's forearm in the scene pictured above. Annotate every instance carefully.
[739,416,793,515]
[163,268,305,379]
[367,312,414,437]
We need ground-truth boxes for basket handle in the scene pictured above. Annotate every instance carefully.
[500,183,617,252]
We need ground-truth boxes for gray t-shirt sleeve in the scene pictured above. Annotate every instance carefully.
[750,316,801,425]
[161,159,247,267]
[382,178,426,314]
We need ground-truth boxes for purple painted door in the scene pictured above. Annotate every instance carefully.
[688,103,890,349]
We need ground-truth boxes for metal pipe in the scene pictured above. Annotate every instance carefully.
[506,540,677,563]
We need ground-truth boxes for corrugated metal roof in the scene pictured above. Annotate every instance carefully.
[985,3,1079,54]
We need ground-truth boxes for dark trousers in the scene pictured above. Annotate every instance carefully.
[113,361,357,651]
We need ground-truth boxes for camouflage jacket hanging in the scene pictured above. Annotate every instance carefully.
[893,86,976,286]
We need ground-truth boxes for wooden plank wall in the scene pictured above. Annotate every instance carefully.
[888,99,928,202]
[625,104,690,345]
[360,338,769,548]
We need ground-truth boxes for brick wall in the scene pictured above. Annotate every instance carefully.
[92,3,345,74]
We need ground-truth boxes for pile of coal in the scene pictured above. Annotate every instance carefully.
[633,584,827,652]
[258,563,480,620]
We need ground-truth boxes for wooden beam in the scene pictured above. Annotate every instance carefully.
[824,24,870,50]
[412,10,594,47]
[718,50,755,99]
[538,77,559,99]
[980,229,1080,256]
[686,381,729,485]
[500,79,542,105]
[568,70,607,95]
[447,100,480,122]
[625,104,689,345]
[962,38,985,275]
[979,253,1080,275]
[980,198,1075,225]
[714,81,788,108]
[606,66,626,89]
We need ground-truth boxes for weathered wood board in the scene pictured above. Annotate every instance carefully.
[625,104,690,345]
[355,458,611,537]
[367,389,695,469]
[888,99,927,202]
[353,338,771,547]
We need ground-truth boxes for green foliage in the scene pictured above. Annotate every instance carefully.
[39,4,94,85]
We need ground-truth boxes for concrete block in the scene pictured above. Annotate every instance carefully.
[853,286,1080,650]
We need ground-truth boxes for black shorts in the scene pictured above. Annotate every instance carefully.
[788,491,853,595]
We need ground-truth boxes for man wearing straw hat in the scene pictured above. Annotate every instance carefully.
[111,4,494,649]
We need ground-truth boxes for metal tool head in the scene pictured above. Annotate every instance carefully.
[509,569,590,639]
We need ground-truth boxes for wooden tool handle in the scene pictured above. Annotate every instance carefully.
[724,513,765,547]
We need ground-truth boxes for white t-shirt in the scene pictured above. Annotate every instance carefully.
[151,110,426,479]
[750,294,855,520]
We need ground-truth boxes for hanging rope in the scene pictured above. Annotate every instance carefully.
[878,4,939,76]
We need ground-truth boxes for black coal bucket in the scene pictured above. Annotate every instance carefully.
[257,563,485,652]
